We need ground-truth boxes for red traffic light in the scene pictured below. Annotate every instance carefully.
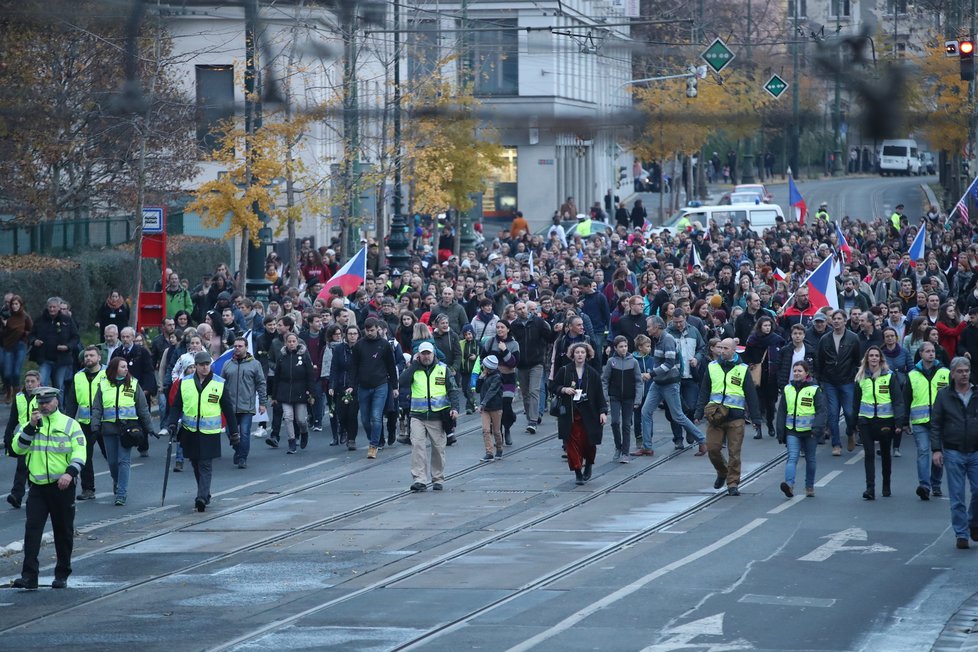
[961,40,975,55]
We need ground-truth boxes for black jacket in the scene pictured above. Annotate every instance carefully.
[111,345,158,395]
[351,336,398,390]
[931,384,978,453]
[510,316,555,368]
[776,342,818,389]
[329,342,356,391]
[29,310,79,366]
[611,313,646,352]
[815,329,862,386]
[271,343,315,404]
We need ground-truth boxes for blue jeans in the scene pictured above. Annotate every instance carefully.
[102,434,132,499]
[641,381,704,450]
[38,361,71,396]
[538,370,548,417]
[821,382,855,448]
[310,383,325,428]
[785,433,818,489]
[358,385,389,447]
[943,449,978,539]
[2,342,27,388]
[670,378,700,442]
[911,424,935,490]
[233,413,254,462]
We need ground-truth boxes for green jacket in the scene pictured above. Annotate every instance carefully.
[166,287,195,318]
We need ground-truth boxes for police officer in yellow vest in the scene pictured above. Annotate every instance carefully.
[889,204,905,237]
[166,351,239,512]
[91,357,154,506]
[576,213,593,238]
[64,345,105,501]
[693,338,762,496]
[854,346,907,500]
[4,370,40,509]
[398,341,461,492]
[9,386,86,589]
[776,360,826,498]
[904,341,949,500]
[815,202,830,221]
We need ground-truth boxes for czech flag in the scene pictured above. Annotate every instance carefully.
[804,254,839,311]
[211,330,252,376]
[687,243,701,273]
[908,224,926,265]
[834,222,852,263]
[318,246,367,300]
[772,267,786,282]
[789,174,807,225]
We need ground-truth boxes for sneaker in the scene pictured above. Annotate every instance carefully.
[447,434,457,446]
[313,425,323,432]
[619,453,630,464]
[916,486,930,501]
[347,441,357,451]
[115,496,126,506]
[287,439,297,454]
[832,446,842,456]
[77,489,96,501]
[12,577,37,590]
[612,450,621,462]
[526,425,536,434]
[299,430,309,449]
[139,450,149,458]
[847,434,856,452]
[805,488,815,497]
[265,437,280,449]
[51,578,68,589]
[432,483,443,491]
[495,449,503,460]
[893,447,902,457]
[254,426,267,438]
[173,461,183,472]
[388,433,396,447]
[780,482,793,498]
[410,482,427,492]
[863,489,875,501]
[582,463,592,482]
[195,498,206,512]
[481,453,494,462]
[674,441,685,450]
[367,445,377,459]
[713,474,725,490]
[933,487,944,497]
[397,436,410,444]
[237,460,247,469]
[957,538,970,549]
[727,487,740,496]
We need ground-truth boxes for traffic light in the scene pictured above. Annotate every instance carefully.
[686,66,698,98]
[961,39,975,81]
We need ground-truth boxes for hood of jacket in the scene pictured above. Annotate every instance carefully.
[279,341,308,357]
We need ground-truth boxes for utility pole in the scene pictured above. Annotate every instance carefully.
[741,0,756,183]
[831,3,844,176]
[456,0,477,255]
[387,0,410,270]
[341,2,361,258]
[244,0,270,300]
[790,0,800,176]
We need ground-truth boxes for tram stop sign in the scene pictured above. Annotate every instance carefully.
[763,74,789,99]
[701,38,735,73]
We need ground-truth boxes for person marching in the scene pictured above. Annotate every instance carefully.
[223,336,267,469]
[64,345,105,500]
[399,341,461,492]
[853,345,907,500]
[905,341,949,500]
[776,361,826,498]
[165,351,239,512]
[551,342,607,485]
[90,357,154,506]
[476,354,504,461]
[270,332,314,455]
[9,386,86,589]
[4,370,40,509]
[601,335,643,463]
[694,337,762,496]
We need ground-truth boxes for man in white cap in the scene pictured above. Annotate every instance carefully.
[399,341,461,492]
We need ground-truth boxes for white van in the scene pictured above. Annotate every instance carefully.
[879,139,921,176]
[657,204,785,237]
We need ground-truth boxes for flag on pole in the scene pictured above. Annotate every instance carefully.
[834,222,852,263]
[951,175,978,224]
[211,346,234,377]
[772,267,786,282]
[528,250,535,276]
[687,243,701,273]
[908,224,926,265]
[789,174,807,225]
[805,254,840,311]
[317,246,367,301]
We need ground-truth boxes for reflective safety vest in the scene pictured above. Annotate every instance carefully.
[815,209,830,221]
[676,216,691,232]
[908,367,950,425]
[409,363,450,414]
[180,374,226,434]
[73,368,105,424]
[783,384,818,432]
[386,281,411,299]
[577,218,593,237]
[707,361,748,410]
[12,410,86,486]
[858,373,894,419]
[890,212,901,231]
[98,377,139,422]
[14,392,37,428]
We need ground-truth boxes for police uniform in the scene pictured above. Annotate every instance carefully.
[4,388,37,509]
[65,366,106,499]
[776,381,825,497]
[694,357,762,494]
[398,344,461,491]
[906,364,950,498]
[855,370,906,499]
[815,206,830,221]
[10,387,86,589]
[166,351,239,511]
[577,216,593,237]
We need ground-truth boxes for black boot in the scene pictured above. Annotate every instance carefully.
[504,428,513,446]
[583,462,593,482]
[330,435,339,446]
[574,469,585,485]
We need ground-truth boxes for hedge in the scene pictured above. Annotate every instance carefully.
[0,236,231,327]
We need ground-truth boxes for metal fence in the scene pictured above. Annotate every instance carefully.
[0,217,135,255]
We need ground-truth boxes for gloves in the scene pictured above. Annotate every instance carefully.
[229,432,241,447]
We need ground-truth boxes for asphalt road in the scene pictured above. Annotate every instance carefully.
[2,402,977,651]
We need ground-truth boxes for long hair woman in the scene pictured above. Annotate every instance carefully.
[744,316,785,438]
[550,342,607,485]
[90,357,154,506]
[853,345,906,500]
[480,320,520,445]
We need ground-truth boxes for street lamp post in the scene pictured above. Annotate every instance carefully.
[244,0,270,300]
[831,7,844,176]
[387,0,410,270]
[741,0,756,184]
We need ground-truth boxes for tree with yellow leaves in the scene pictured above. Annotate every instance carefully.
[910,42,970,158]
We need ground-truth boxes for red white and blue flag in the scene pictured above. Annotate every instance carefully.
[789,174,807,225]
[952,175,978,224]
[318,246,367,300]
[687,243,701,273]
[772,267,786,282]
[804,253,840,311]
[908,224,926,265]
[834,222,852,263]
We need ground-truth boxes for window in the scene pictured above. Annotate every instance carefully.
[886,0,908,13]
[481,146,518,217]
[195,65,234,153]
[790,0,807,19]
[831,0,851,17]
[467,19,518,96]
[408,20,440,82]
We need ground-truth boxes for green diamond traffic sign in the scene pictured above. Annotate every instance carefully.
[763,74,789,99]
[701,37,735,73]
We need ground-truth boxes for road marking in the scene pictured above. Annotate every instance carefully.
[211,479,265,498]
[738,593,835,607]
[640,613,753,651]
[845,451,864,465]
[767,497,803,514]
[94,463,143,478]
[506,519,768,652]
[814,470,842,487]
[799,527,896,562]
[282,458,337,475]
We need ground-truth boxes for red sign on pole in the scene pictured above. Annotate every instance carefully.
[137,207,167,331]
